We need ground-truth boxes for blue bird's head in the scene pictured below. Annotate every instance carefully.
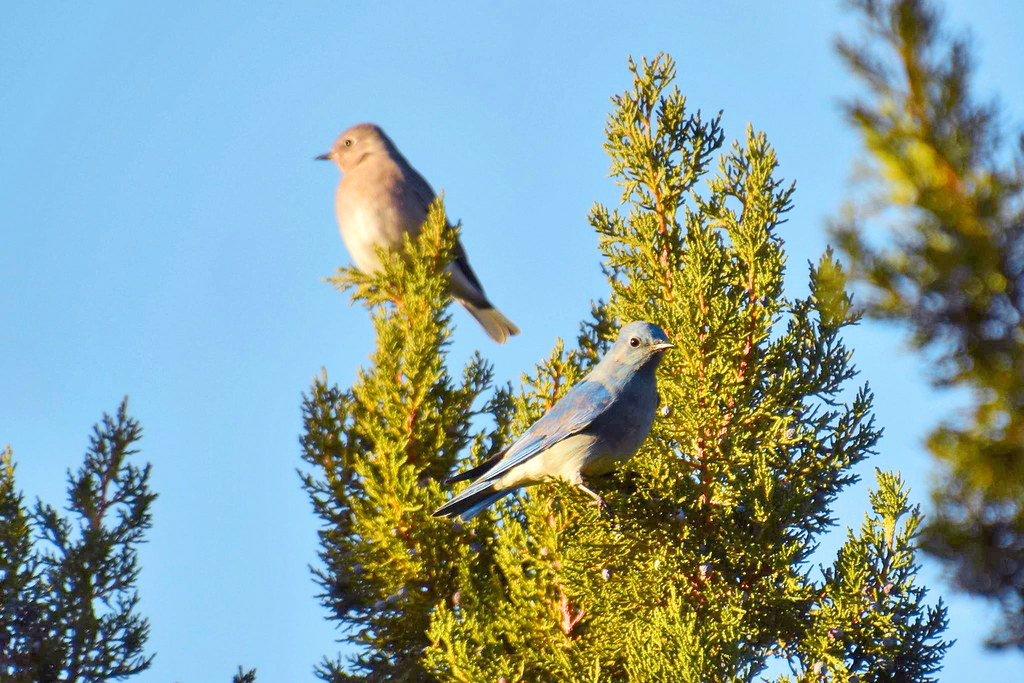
[605,321,674,372]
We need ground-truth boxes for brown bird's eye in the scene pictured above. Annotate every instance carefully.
[629,337,640,347]
[344,139,353,147]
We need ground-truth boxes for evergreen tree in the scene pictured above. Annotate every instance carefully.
[833,0,1024,648]
[0,399,155,681]
[301,55,950,680]
[300,199,507,681]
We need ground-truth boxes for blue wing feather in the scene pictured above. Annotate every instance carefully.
[476,380,613,482]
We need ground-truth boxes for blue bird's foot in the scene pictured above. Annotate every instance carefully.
[576,482,613,517]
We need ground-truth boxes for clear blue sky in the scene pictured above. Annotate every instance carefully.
[2,1,1022,680]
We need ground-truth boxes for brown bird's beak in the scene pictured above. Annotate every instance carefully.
[314,152,331,161]
[651,342,675,351]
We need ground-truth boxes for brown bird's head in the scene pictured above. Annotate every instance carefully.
[315,122,395,173]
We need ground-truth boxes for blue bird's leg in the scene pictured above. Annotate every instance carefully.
[574,479,609,513]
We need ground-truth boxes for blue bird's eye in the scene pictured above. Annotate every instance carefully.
[629,337,640,347]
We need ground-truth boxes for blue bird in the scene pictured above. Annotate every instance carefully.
[433,321,673,520]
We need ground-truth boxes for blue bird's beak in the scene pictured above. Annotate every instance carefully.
[650,342,675,351]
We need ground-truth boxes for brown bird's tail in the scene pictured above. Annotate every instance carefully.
[458,300,520,344]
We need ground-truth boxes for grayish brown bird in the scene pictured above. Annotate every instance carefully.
[317,123,519,343]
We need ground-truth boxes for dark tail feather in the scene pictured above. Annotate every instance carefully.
[433,484,510,521]
[445,450,506,485]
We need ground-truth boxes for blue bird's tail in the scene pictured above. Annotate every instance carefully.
[432,483,510,521]
[443,450,506,485]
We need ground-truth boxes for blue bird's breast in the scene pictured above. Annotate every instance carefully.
[580,370,659,476]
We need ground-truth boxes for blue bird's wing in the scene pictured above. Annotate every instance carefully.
[478,380,613,483]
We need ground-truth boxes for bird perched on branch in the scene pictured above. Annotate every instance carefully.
[434,321,673,520]
[317,123,519,343]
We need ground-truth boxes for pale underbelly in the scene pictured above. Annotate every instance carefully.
[495,432,636,490]
[339,206,419,273]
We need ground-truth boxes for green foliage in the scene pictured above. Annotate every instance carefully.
[833,0,1024,648]
[302,55,949,681]
[0,399,155,681]
[233,665,258,682]
[787,470,951,681]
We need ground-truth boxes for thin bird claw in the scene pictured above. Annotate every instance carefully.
[592,497,617,518]
[577,483,614,517]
